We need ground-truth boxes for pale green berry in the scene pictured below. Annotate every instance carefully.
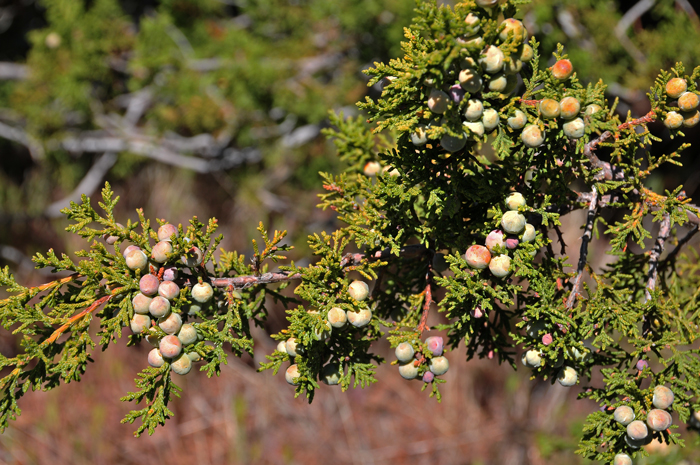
[678,92,700,111]
[519,44,534,62]
[181,246,204,267]
[192,282,214,303]
[652,385,674,409]
[440,133,467,152]
[647,409,672,431]
[158,312,182,335]
[563,118,585,139]
[276,341,288,354]
[614,406,635,425]
[429,356,449,375]
[626,420,648,441]
[465,244,491,269]
[505,192,526,210]
[501,211,526,234]
[482,108,500,132]
[459,67,482,93]
[285,364,301,385]
[489,254,511,278]
[286,338,302,357]
[157,224,178,242]
[666,78,687,99]
[149,296,171,318]
[132,293,152,315]
[395,342,415,363]
[321,363,342,385]
[487,73,508,93]
[411,124,428,146]
[347,309,372,328]
[428,89,449,114]
[524,349,542,368]
[177,323,198,345]
[499,18,525,42]
[151,241,173,263]
[557,366,578,387]
[187,352,201,362]
[314,320,332,341]
[485,229,505,252]
[146,333,160,347]
[398,361,419,380]
[159,334,182,358]
[463,35,484,49]
[124,246,148,271]
[130,314,151,334]
[348,280,370,301]
[171,353,192,375]
[186,303,202,315]
[464,121,485,138]
[585,104,602,116]
[665,111,684,129]
[158,281,180,301]
[328,307,347,328]
[479,46,504,74]
[559,96,581,119]
[683,110,700,127]
[148,348,165,368]
[464,99,483,121]
[522,223,536,242]
[521,124,545,147]
[507,110,527,129]
[539,98,561,118]
[613,453,632,465]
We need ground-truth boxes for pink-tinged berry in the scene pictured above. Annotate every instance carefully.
[613,454,632,465]
[177,323,198,345]
[614,405,635,425]
[646,409,672,431]
[158,281,180,301]
[485,229,505,252]
[157,224,178,242]
[465,244,491,269]
[181,246,204,267]
[542,333,553,345]
[132,293,152,315]
[449,83,465,103]
[427,89,449,114]
[425,336,444,356]
[422,371,435,383]
[122,245,141,258]
[149,296,171,318]
[162,266,178,281]
[501,211,526,234]
[171,353,192,375]
[328,307,347,328]
[148,348,165,368]
[140,274,160,296]
[285,364,301,385]
[636,359,648,371]
[125,249,148,271]
[429,356,449,375]
[348,280,370,301]
[130,314,151,334]
[159,335,182,358]
[521,124,545,147]
[505,237,519,249]
[151,241,173,263]
[678,92,699,111]
[626,420,648,441]
[395,342,415,363]
[192,282,214,303]
[666,77,688,99]
[551,59,573,80]
[471,307,484,318]
[347,309,372,328]
[158,312,182,334]
[652,385,674,409]
[398,361,419,380]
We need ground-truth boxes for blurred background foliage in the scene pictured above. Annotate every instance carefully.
[1,0,700,463]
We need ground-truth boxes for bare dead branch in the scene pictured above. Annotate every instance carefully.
[614,0,655,63]
[0,120,44,160]
[0,62,28,80]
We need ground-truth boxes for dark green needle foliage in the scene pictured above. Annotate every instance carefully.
[2,0,700,461]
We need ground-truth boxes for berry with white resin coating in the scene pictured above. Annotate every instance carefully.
[499,18,524,43]
[427,89,449,114]
[557,366,578,386]
[464,121,485,138]
[683,110,700,127]
[614,454,632,465]
[487,73,508,93]
[482,108,499,132]
[522,223,536,242]
[665,111,684,129]
[158,312,182,334]
[479,46,504,74]
[151,241,173,263]
[348,280,370,301]
[363,161,382,176]
[187,352,201,362]
[177,323,198,345]
[425,336,444,356]
[149,296,171,318]
[501,211,526,234]
[125,249,148,271]
[314,320,332,341]
[139,274,160,296]
[347,309,372,327]
[285,364,301,385]
[505,192,526,210]
[653,385,674,409]
[276,341,288,354]
[286,338,302,357]
[192,282,214,303]
[507,110,527,129]
[519,44,534,62]
[171,353,192,375]
[411,124,428,146]
[159,335,182,358]
[429,356,449,376]
[465,245,491,269]
[157,224,178,242]
[613,406,635,425]
[464,99,484,121]
[132,293,152,315]
[521,125,544,147]
[158,281,180,301]
[148,349,165,368]
[395,342,415,362]
[398,362,419,380]
[181,246,204,267]
[328,307,347,328]
[130,314,151,334]
[524,349,542,368]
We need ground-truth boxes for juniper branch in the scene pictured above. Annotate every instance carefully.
[566,187,598,309]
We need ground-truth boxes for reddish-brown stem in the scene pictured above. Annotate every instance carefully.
[417,281,432,333]
[42,294,113,346]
